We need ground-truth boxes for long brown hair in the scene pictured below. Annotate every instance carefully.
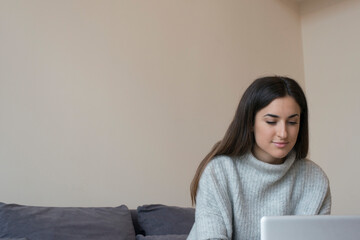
[190,76,309,205]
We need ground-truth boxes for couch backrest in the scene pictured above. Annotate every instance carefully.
[130,209,145,235]
[136,204,195,236]
[0,202,136,240]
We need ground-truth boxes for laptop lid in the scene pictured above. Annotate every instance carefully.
[261,215,360,240]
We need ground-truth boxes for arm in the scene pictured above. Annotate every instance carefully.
[318,186,331,215]
[194,160,233,240]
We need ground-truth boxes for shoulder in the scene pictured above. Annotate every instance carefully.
[293,158,327,176]
[292,158,330,187]
[207,155,236,168]
[200,155,238,182]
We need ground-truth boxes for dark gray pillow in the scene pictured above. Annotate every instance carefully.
[0,202,135,240]
[137,204,194,235]
[136,234,187,240]
[0,238,27,240]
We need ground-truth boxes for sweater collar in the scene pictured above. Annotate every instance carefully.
[243,152,296,177]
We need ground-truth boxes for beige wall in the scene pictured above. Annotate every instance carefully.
[301,0,360,214]
[0,0,304,208]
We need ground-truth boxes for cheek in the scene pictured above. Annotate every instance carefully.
[254,124,273,140]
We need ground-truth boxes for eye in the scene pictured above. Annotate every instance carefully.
[288,121,298,125]
[266,121,276,125]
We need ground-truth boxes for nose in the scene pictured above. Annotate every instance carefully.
[277,122,288,139]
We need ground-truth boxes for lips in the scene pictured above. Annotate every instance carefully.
[273,142,289,148]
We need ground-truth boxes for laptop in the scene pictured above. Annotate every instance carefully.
[261,215,360,240]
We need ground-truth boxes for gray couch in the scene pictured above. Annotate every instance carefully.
[0,202,195,240]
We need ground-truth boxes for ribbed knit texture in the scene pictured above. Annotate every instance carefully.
[187,153,331,240]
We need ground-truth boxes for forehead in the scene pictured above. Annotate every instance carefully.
[258,96,301,116]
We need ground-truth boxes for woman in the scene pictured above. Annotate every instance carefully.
[187,76,331,240]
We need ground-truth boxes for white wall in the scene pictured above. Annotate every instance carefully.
[301,0,360,214]
[0,0,304,208]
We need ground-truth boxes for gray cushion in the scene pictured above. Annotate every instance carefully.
[0,238,27,240]
[137,204,194,235]
[136,234,187,240]
[0,202,135,240]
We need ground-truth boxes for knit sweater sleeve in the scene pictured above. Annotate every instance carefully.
[319,185,332,214]
[293,159,332,215]
[193,157,234,240]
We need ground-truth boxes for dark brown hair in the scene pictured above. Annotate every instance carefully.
[190,76,309,204]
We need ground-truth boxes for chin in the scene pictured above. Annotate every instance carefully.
[271,151,290,160]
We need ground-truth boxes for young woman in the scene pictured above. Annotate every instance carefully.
[187,76,331,240]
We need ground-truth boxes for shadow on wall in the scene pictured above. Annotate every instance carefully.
[300,0,350,14]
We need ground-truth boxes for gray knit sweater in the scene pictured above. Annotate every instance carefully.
[187,153,331,240]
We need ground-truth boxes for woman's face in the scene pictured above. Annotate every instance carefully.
[252,96,301,164]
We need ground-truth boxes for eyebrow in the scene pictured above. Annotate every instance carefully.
[263,113,299,119]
